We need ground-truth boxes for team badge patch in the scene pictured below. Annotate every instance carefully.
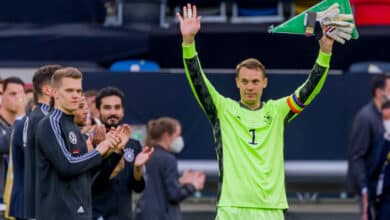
[69,131,78,144]
[264,113,272,125]
[124,148,135,162]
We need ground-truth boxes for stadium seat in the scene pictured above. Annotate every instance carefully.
[160,0,227,28]
[231,0,284,23]
[110,60,160,72]
[351,0,390,26]
[349,61,390,74]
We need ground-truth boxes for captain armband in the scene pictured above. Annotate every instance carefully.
[287,93,305,114]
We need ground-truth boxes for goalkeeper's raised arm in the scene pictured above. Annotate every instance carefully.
[177,4,225,122]
[283,26,335,122]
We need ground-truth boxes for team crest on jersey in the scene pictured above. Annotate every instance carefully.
[68,131,78,144]
[264,113,272,125]
[124,148,135,162]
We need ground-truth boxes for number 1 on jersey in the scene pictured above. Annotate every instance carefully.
[249,129,257,145]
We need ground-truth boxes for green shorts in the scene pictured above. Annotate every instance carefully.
[216,206,284,220]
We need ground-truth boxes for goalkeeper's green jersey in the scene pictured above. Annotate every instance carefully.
[182,42,331,209]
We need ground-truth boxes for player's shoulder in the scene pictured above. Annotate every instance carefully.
[222,97,241,110]
[13,118,27,133]
[126,138,142,152]
[155,146,176,162]
[39,111,61,126]
[14,116,27,127]
[30,106,47,122]
[355,102,377,121]
[263,98,282,109]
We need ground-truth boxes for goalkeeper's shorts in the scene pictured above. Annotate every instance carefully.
[216,206,284,220]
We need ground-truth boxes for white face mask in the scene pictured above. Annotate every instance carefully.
[384,120,390,133]
[169,136,184,153]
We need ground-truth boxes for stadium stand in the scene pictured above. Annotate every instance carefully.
[231,0,284,23]
[160,0,228,28]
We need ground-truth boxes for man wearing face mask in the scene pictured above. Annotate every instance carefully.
[92,86,154,220]
[348,74,390,220]
[134,117,206,220]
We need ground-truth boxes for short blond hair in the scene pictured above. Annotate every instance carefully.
[51,67,82,88]
[236,58,266,78]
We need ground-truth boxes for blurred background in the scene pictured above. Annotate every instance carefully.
[2,0,390,219]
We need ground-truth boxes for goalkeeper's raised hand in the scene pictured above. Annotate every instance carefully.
[317,3,354,44]
[176,3,201,45]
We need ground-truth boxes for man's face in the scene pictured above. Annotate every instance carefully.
[25,91,33,102]
[73,96,89,127]
[86,95,99,118]
[0,82,3,105]
[383,79,390,101]
[236,67,267,107]
[99,95,124,128]
[53,78,82,114]
[383,108,390,120]
[2,83,26,114]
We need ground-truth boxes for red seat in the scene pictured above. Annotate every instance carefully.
[351,0,390,25]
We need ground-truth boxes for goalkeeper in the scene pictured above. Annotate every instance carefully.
[177,3,353,220]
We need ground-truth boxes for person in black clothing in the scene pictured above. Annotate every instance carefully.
[0,77,25,203]
[23,64,62,219]
[366,101,390,220]
[92,86,154,220]
[134,117,205,220]
[9,116,28,220]
[35,67,128,220]
[348,74,390,220]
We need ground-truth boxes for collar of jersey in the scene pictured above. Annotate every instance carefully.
[239,101,263,111]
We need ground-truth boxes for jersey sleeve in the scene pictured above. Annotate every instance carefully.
[275,51,331,122]
[182,42,226,123]
[127,140,145,193]
[91,152,123,188]
[37,119,103,178]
